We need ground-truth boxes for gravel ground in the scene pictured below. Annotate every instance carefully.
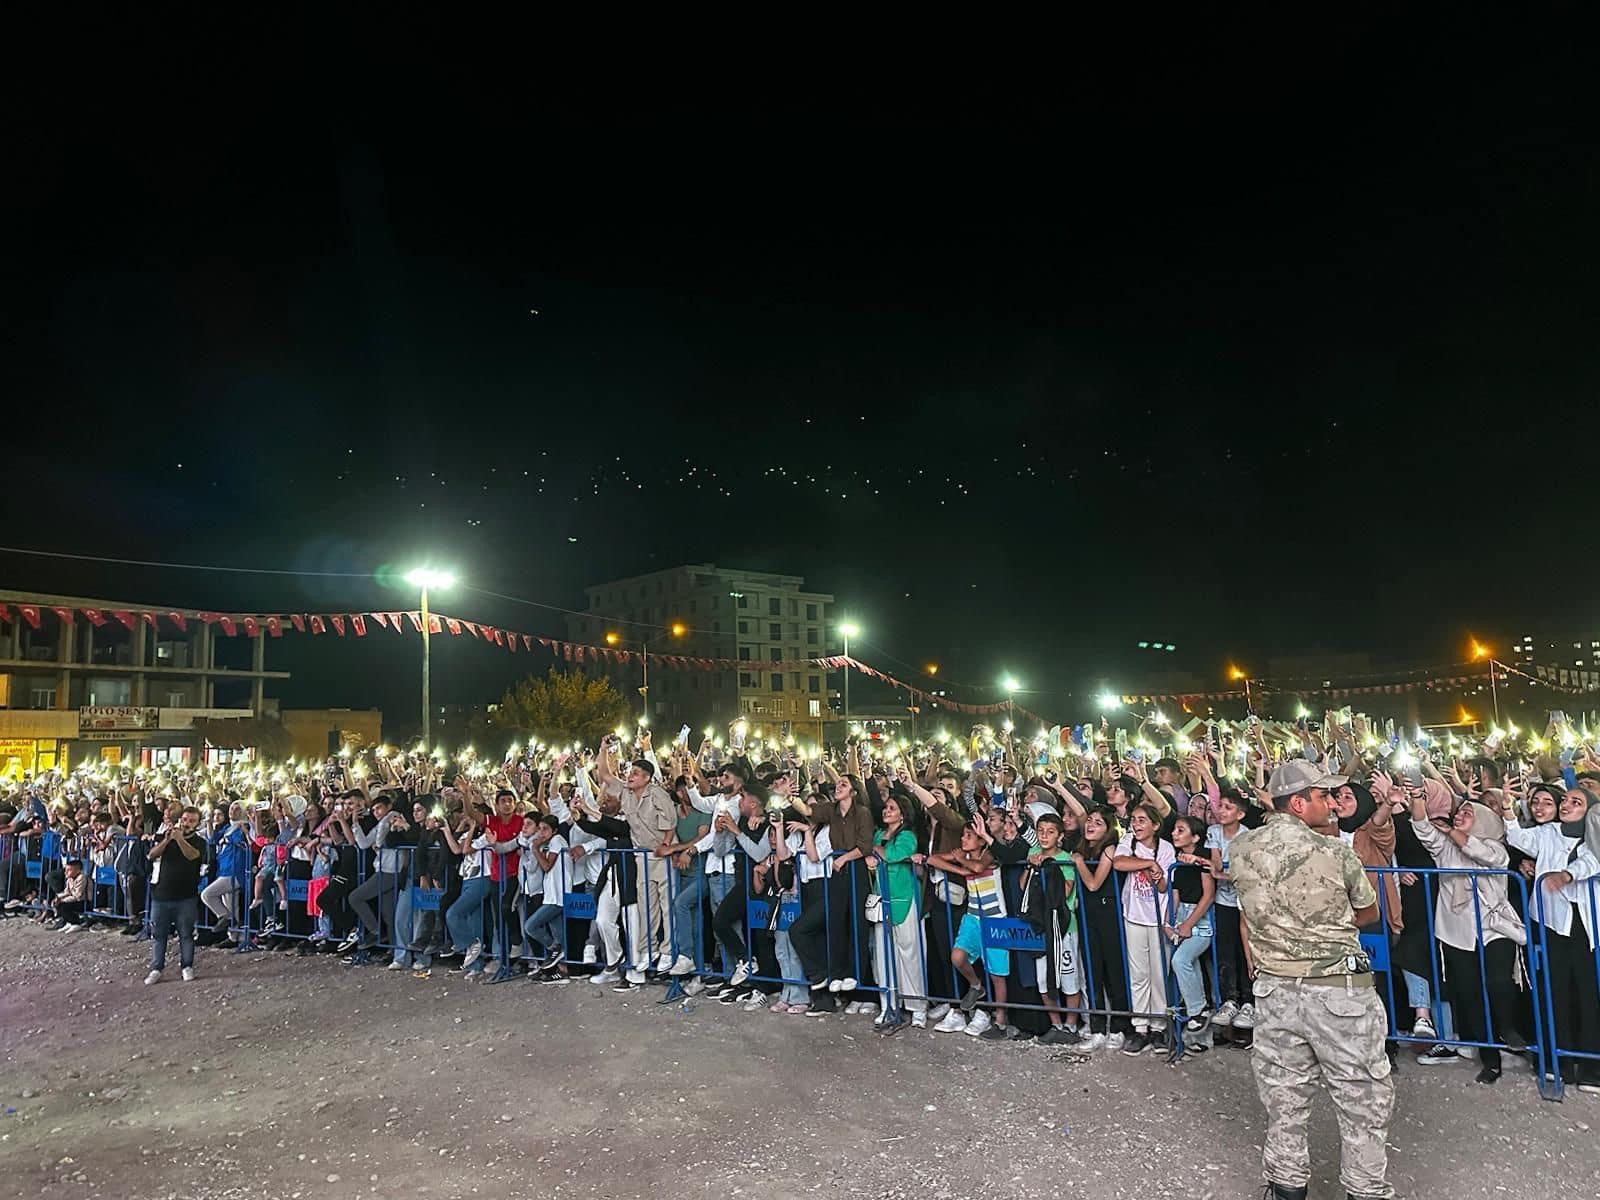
[2,919,1598,1200]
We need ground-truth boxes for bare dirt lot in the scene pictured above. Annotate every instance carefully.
[2,919,1597,1200]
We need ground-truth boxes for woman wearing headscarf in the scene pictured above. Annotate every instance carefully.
[1408,780,1528,1083]
[1503,782,1600,1090]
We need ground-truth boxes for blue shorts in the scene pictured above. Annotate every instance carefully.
[955,913,1009,977]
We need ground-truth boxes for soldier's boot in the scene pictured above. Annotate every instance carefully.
[1263,1185,1308,1200]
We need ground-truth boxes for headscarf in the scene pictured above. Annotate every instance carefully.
[1587,804,1600,861]
[1440,802,1508,919]
[1422,778,1455,821]
[1336,781,1378,834]
[1560,789,1592,841]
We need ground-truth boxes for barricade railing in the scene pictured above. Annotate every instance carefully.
[1533,872,1600,1100]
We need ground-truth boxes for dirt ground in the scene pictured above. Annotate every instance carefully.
[2,919,1597,1200]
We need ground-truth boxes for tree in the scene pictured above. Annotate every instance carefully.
[488,669,630,746]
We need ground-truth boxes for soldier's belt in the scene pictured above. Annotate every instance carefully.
[1266,972,1375,989]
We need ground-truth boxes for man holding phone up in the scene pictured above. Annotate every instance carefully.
[1230,760,1392,1200]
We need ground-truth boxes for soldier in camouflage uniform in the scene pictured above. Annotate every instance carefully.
[1231,759,1393,1200]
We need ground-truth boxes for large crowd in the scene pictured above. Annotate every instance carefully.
[4,711,1599,1092]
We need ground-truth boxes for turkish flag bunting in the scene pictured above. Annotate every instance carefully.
[371,612,389,629]
[310,615,326,635]
[507,630,517,651]
[168,611,188,632]
[481,625,496,643]
[218,617,238,637]
[265,616,283,637]
[445,618,461,636]
[428,614,442,635]
[351,614,366,637]
[140,611,157,628]
[290,614,306,633]
[242,616,260,638]
[406,612,423,632]
[387,613,406,632]
[112,610,136,631]
[0,602,11,624]
[82,608,107,627]
[52,606,74,625]
[522,634,534,650]
[573,643,583,661]
[331,615,346,636]
[539,637,553,648]
[17,604,40,629]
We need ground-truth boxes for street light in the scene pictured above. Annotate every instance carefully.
[404,567,458,751]
[1000,674,1019,725]
[838,621,861,723]
[1096,692,1123,711]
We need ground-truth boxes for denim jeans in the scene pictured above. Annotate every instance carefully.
[523,901,566,957]
[705,871,734,976]
[389,882,414,967]
[775,925,808,1005]
[150,897,198,972]
[671,866,705,970]
[1168,900,1214,1016]
[446,875,490,952]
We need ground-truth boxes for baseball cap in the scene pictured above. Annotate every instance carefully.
[1267,759,1348,797]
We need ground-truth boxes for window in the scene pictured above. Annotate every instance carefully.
[711,596,718,610]
[789,623,799,639]
[712,621,720,633]
[772,674,784,692]
[740,672,755,688]
[806,628,818,645]
[688,600,696,614]
[691,675,699,690]
[738,621,748,634]
[166,690,187,707]
[739,647,751,661]
[768,598,781,616]
[788,647,799,661]
[769,648,783,662]
[713,675,722,689]
[769,623,781,640]
[30,686,55,709]
[808,675,820,693]
[656,580,663,595]
[789,600,798,616]
[790,672,801,690]
[808,699,822,718]
[806,604,818,620]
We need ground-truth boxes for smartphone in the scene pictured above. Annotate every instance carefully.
[675,724,691,746]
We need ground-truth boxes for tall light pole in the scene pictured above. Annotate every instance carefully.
[406,568,458,750]
[1001,674,1020,727]
[839,621,861,725]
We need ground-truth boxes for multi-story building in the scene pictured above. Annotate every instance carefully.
[0,588,288,774]
[567,564,836,740]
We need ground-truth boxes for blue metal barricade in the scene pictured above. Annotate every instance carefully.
[1533,873,1600,1100]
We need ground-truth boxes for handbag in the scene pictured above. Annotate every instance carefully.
[931,870,966,908]
[864,891,884,924]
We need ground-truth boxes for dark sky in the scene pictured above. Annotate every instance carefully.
[5,14,1598,724]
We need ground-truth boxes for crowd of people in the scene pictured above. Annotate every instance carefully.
[4,710,1600,1092]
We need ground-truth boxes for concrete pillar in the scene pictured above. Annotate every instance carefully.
[131,621,147,704]
[251,633,265,715]
[56,616,75,709]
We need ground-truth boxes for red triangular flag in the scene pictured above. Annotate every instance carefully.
[330,615,346,636]
[464,622,480,638]
[52,606,74,625]
[506,628,517,650]
[539,637,553,649]
[351,614,366,637]
[241,616,260,638]
[522,634,534,651]
[0,602,11,624]
[265,616,283,638]
[406,612,423,632]
[387,612,406,632]
[140,611,157,628]
[428,614,442,635]
[167,611,188,633]
[309,615,326,635]
[371,612,389,629]
[290,613,306,633]
[111,610,136,631]
[445,618,462,636]
[82,608,107,627]
[218,616,238,637]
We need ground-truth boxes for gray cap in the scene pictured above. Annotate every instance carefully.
[1267,759,1348,798]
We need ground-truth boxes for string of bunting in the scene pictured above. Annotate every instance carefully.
[1495,659,1600,695]
[1121,669,1494,707]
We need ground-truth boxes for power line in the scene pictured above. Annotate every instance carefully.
[0,545,375,579]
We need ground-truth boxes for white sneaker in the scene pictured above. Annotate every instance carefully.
[742,991,768,1011]
[927,1003,952,1023]
[591,968,621,985]
[1233,1003,1257,1030]
[582,944,598,964]
[387,960,406,971]
[728,962,752,988]
[181,967,195,982]
[1214,1000,1239,1028]
[964,1009,993,1037]
[654,951,675,974]
[846,1000,875,1015]
[461,941,483,969]
[63,922,87,934]
[683,978,706,996]
[934,1010,968,1033]
[1105,1032,1126,1052]
[1078,1031,1107,1051]
[873,1009,889,1027]
[911,1011,927,1029]
[1414,1014,1437,1041]
[836,976,859,992]
[668,954,696,977]
[625,969,647,986]
[144,969,162,986]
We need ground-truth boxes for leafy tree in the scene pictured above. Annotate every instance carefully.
[488,669,630,746]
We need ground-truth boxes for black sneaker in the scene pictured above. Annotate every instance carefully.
[977,1023,1017,1041]
[718,986,750,1005]
[1040,1025,1081,1046]
[1415,1044,1459,1065]
[611,978,639,993]
[959,982,985,1014]
[1121,1032,1150,1056]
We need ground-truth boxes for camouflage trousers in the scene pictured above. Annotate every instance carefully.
[1251,973,1395,1198]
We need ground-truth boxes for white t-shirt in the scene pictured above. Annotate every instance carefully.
[540,835,570,904]
[1116,834,1175,927]
[1204,823,1242,908]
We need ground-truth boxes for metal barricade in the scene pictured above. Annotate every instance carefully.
[1533,872,1600,1100]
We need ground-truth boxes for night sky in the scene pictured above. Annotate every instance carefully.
[6,17,1599,726]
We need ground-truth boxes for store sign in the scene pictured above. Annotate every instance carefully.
[79,706,158,732]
